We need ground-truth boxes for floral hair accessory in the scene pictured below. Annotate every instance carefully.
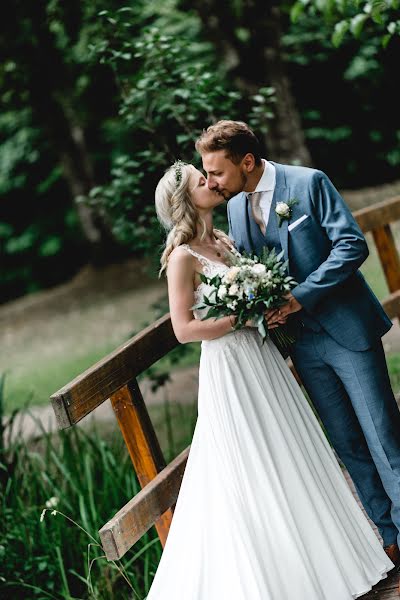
[173,160,185,187]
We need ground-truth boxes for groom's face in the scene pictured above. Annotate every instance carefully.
[202,150,248,201]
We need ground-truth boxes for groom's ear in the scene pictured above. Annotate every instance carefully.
[241,153,256,172]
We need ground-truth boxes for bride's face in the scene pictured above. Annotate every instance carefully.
[188,167,225,211]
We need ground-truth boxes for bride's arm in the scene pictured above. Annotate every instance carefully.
[167,249,234,343]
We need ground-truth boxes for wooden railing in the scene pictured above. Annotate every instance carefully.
[354,195,400,319]
[50,195,400,561]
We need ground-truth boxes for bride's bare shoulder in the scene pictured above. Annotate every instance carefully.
[167,245,194,273]
[169,245,191,261]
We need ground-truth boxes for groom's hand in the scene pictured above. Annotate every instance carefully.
[266,293,302,326]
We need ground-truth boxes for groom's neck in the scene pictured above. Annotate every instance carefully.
[243,161,265,193]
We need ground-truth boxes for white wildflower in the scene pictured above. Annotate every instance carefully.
[51,510,57,516]
[45,496,59,509]
[40,509,46,523]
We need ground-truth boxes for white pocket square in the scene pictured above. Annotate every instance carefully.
[288,214,309,232]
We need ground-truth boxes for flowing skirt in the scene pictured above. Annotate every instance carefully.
[146,329,394,599]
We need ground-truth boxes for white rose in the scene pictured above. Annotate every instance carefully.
[227,300,238,311]
[223,266,240,284]
[251,263,266,275]
[228,284,239,296]
[275,202,290,217]
[217,285,228,300]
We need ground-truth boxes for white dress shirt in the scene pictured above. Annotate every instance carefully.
[247,159,276,228]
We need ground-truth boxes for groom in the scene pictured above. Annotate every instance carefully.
[196,120,400,571]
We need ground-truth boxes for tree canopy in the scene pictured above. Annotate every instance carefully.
[1,0,399,302]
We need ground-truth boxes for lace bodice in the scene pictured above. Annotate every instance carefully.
[181,244,230,321]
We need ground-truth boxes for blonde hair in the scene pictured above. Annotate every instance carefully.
[155,161,230,276]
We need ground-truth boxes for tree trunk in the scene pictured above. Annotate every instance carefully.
[185,0,312,165]
[18,0,123,264]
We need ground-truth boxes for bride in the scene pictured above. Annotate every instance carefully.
[145,160,394,599]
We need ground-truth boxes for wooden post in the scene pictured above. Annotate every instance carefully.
[110,379,174,547]
[372,224,400,320]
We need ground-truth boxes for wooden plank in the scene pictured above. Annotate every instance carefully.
[110,380,174,548]
[99,446,189,560]
[50,314,178,428]
[372,225,400,297]
[382,290,400,321]
[362,571,399,598]
[354,196,400,233]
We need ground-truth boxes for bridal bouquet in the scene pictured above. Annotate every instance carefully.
[193,247,297,349]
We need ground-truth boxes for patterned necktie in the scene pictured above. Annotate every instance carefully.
[249,192,266,236]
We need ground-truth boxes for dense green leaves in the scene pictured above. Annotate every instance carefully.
[85,14,274,251]
[291,0,400,46]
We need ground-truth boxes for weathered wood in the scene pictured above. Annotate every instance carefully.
[354,195,400,233]
[50,314,178,428]
[382,290,400,321]
[372,225,400,296]
[99,446,190,560]
[110,380,174,548]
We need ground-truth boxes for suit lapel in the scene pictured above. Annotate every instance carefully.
[270,162,290,267]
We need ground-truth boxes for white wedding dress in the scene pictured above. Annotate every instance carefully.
[145,245,394,600]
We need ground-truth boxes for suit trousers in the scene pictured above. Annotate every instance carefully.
[290,327,400,547]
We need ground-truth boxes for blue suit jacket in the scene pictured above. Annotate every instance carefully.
[227,161,392,351]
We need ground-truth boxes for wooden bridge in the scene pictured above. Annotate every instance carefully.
[50,196,400,597]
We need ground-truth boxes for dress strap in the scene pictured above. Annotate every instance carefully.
[180,243,209,266]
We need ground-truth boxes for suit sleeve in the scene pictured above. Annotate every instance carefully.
[291,171,369,312]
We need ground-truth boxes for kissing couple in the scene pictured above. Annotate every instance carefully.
[145,120,400,599]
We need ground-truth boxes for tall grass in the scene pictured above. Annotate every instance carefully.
[0,383,197,599]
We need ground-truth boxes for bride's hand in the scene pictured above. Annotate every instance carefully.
[245,318,257,328]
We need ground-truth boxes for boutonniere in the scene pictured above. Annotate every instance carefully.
[275,199,299,227]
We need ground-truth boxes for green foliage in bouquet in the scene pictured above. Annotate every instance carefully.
[193,247,298,350]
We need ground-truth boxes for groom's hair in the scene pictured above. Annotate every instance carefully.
[195,120,262,166]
